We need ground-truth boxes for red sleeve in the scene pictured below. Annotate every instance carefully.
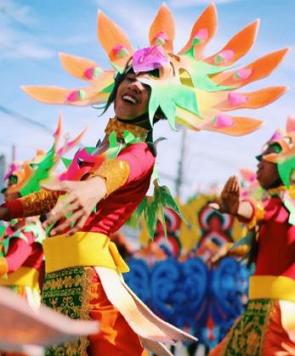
[3,190,61,219]
[2,200,24,219]
[118,143,155,184]
[5,237,33,273]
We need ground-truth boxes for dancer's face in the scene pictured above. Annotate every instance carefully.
[256,145,281,189]
[114,72,150,120]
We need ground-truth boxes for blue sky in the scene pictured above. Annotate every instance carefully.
[1,0,295,199]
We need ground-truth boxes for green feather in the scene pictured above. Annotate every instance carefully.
[147,79,199,130]
[20,146,56,196]
[277,155,295,187]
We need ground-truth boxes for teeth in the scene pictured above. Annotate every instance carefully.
[122,95,137,104]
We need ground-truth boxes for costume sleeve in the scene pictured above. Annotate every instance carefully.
[3,190,61,219]
[237,199,264,229]
[0,236,33,274]
[92,143,155,196]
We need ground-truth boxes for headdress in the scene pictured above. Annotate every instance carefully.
[262,116,295,187]
[21,4,287,136]
[3,116,85,197]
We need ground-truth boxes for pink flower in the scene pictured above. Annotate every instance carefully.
[132,46,169,74]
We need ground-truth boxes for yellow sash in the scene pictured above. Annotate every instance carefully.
[249,275,295,303]
[0,267,40,291]
[43,231,129,274]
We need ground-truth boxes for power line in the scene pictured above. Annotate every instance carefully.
[0,105,52,133]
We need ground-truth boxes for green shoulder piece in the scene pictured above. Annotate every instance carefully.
[20,146,56,196]
[123,131,142,145]
[61,157,72,168]
[107,132,122,159]
[0,226,6,239]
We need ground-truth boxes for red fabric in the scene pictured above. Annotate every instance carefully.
[3,200,23,219]
[84,143,155,236]
[4,143,155,238]
[254,197,295,280]
[4,231,44,274]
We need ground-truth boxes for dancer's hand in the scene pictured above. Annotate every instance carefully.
[210,176,240,216]
[42,177,107,236]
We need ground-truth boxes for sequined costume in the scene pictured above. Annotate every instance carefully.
[0,218,45,309]
[211,118,295,356]
[5,2,288,355]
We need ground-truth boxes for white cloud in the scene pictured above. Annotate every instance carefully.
[169,0,239,8]
[0,26,55,59]
[0,0,55,59]
[0,0,37,26]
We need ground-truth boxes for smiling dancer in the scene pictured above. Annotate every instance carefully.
[210,117,295,355]
[0,4,288,355]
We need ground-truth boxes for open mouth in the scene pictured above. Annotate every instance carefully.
[122,94,138,105]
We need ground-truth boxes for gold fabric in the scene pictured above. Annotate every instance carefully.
[105,117,148,140]
[0,267,40,291]
[94,159,130,195]
[19,189,61,217]
[43,231,129,273]
[0,258,8,275]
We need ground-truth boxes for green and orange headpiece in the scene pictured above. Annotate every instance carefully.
[22,4,288,136]
[261,116,295,187]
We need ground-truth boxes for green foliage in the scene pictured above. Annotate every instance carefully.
[143,181,183,239]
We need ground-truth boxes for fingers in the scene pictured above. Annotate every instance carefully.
[43,194,82,229]
[231,176,240,193]
[67,215,88,236]
[50,209,85,236]
[222,176,240,196]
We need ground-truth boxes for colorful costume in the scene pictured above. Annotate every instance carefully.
[210,117,295,355]
[0,118,83,310]
[3,3,288,355]
[0,218,45,309]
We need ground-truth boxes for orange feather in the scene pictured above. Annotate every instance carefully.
[205,20,259,66]
[179,3,217,58]
[149,4,175,52]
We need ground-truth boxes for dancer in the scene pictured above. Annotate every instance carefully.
[210,117,295,355]
[0,119,84,309]
[0,3,288,355]
[0,161,46,309]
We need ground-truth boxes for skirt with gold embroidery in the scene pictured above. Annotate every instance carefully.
[210,299,295,356]
[41,266,144,356]
[42,266,94,356]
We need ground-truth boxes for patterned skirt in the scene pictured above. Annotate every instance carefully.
[210,299,295,356]
[42,266,144,356]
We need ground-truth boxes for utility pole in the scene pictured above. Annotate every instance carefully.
[175,128,187,198]
[11,144,16,162]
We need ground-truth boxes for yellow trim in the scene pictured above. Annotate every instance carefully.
[247,200,264,230]
[43,231,129,274]
[94,159,130,195]
[0,267,40,291]
[249,275,295,302]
